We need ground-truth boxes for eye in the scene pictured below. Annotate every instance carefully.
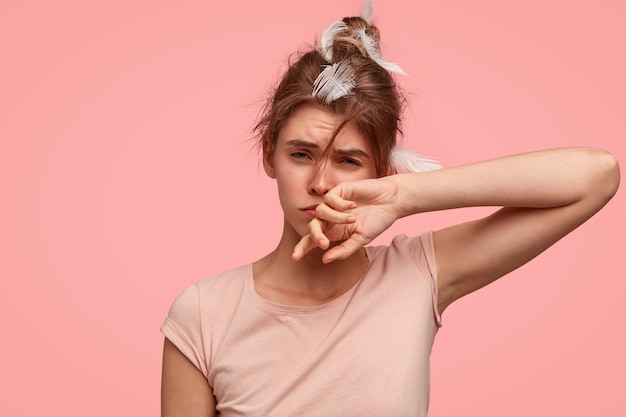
[290,151,311,160]
[339,157,362,167]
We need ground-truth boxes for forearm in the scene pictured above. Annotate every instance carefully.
[393,147,620,218]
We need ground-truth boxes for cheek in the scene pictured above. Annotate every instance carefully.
[274,166,306,196]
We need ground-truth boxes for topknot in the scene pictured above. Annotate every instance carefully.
[327,17,381,63]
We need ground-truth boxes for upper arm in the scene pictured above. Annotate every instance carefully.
[161,337,216,417]
[434,189,615,314]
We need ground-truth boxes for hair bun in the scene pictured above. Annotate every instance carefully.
[330,17,380,62]
[318,17,407,76]
[342,16,380,41]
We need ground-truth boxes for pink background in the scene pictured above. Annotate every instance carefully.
[1,0,624,415]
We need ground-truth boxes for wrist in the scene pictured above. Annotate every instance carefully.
[388,173,420,219]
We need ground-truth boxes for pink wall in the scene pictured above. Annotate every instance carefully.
[1,0,624,415]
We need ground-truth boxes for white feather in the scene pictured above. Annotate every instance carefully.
[352,28,408,76]
[361,0,374,24]
[319,21,348,62]
[390,147,441,173]
[312,61,356,104]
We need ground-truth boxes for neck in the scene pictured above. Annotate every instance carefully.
[252,220,369,306]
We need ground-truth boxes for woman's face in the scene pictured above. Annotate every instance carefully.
[264,104,377,237]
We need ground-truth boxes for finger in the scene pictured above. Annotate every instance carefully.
[322,235,370,263]
[292,234,318,261]
[315,203,356,225]
[324,191,356,211]
[322,235,371,263]
[307,218,330,249]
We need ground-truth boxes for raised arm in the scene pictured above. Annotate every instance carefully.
[295,147,619,311]
[395,147,619,312]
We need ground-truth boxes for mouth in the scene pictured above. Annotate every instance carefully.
[301,204,319,218]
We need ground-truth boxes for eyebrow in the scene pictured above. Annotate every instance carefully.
[285,139,370,159]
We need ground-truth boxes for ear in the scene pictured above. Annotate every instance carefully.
[262,140,276,179]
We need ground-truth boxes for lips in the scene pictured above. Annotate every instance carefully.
[301,204,319,218]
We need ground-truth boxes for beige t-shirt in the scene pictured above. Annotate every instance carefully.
[161,232,442,417]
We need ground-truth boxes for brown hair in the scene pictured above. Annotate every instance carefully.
[254,16,406,176]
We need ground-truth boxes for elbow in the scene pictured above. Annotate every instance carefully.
[588,147,620,204]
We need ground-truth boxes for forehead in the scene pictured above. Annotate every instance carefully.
[278,104,371,152]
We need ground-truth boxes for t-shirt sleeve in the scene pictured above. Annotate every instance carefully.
[160,283,209,377]
[418,231,443,327]
[391,232,442,327]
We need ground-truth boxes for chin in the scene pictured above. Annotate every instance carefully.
[283,216,309,239]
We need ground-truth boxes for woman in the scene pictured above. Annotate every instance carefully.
[161,5,620,417]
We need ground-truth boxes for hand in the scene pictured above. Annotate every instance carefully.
[292,177,401,263]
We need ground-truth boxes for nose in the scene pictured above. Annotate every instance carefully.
[308,163,335,196]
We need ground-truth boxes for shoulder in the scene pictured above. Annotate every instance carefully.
[195,263,251,298]
[163,264,251,338]
[160,264,252,376]
[365,231,438,292]
[367,232,436,268]
[365,232,442,327]
[168,264,251,318]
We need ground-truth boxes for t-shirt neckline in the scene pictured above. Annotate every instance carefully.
[246,246,372,313]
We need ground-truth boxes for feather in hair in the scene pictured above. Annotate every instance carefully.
[352,28,408,75]
[390,147,441,173]
[312,61,356,104]
[319,21,348,62]
[361,0,374,24]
